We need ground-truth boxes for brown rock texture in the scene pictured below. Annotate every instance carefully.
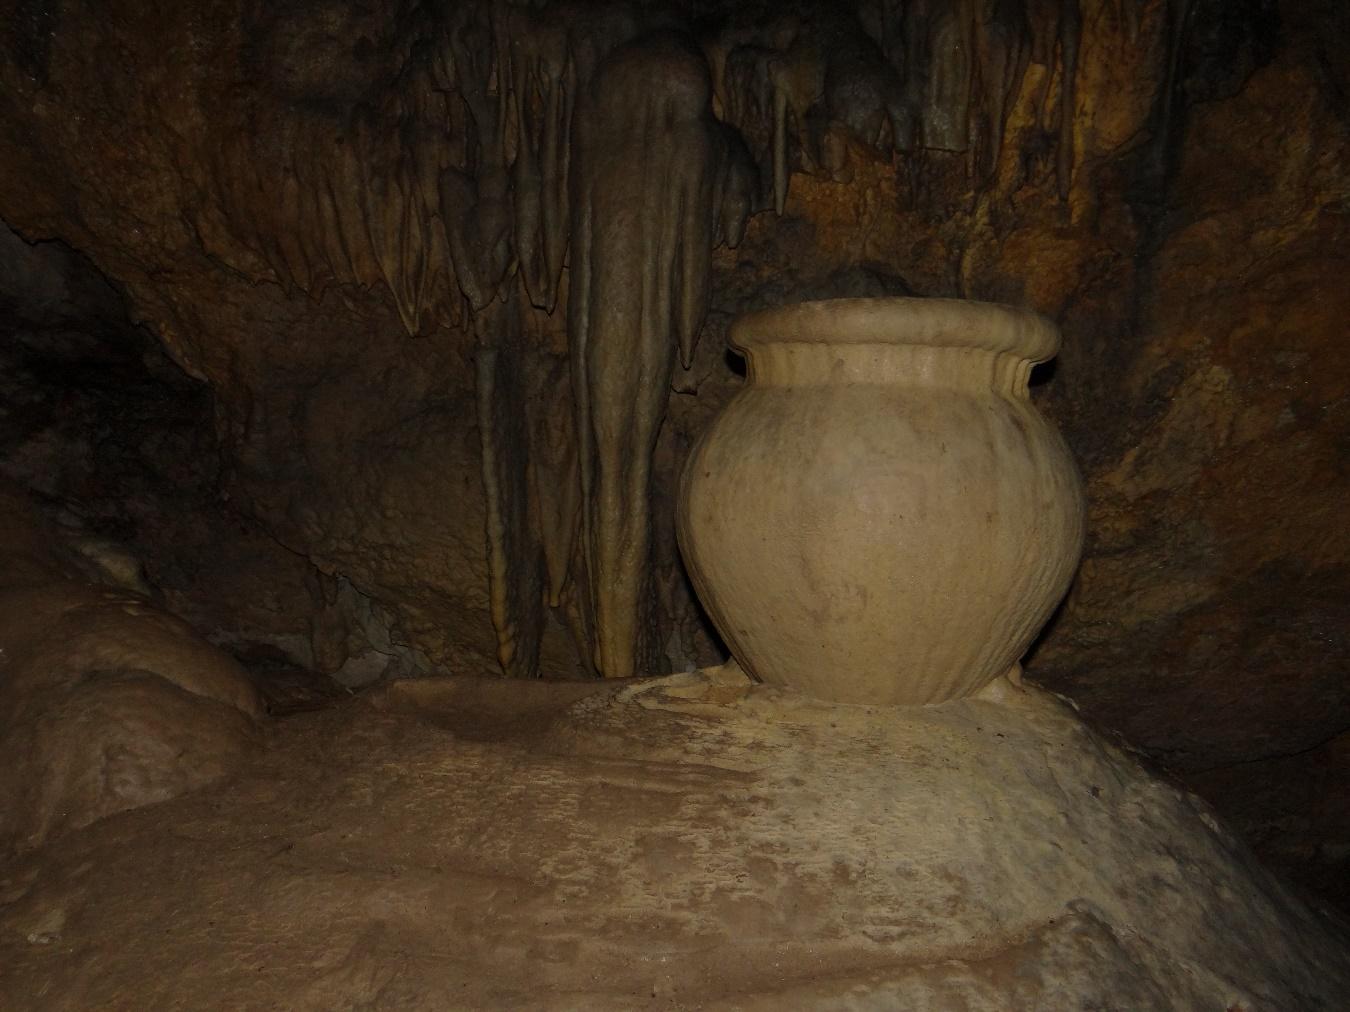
[1047,23,1350,759]
[1,0,507,677]
[1028,0,1350,900]
[1,671,1347,1007]
[0,221,400,686]
[0,484,261,851]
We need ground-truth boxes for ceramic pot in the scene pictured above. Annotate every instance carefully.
[677,297,1085,706]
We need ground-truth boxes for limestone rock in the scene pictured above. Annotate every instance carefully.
[0,670,1346,1007]
[0,221,387,680]
[1026,2,1350,897]
[0,485,262,851]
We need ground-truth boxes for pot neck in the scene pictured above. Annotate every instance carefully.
[743,342,1035,399]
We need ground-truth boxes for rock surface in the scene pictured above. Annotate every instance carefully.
[1028,3,1350,901]
[1,669,1347,1008]
[0,484,262,851]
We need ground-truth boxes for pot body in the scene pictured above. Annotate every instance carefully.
[678,299,1085,706]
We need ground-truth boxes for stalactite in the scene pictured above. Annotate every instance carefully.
[871,0,1093,197]
[1022,0,1086,197]
[710,122,759,253]
[923,0,978,152]
[1148,0,1197,184]
[769,35,826,214]
[302,128,345,289]
[440,8,515,313]
[473,286,545,680]
[1056,0,1082,199]
[327,114,383,287]
[971,0,1031,181]
[823,55,901,155]
[361,149,412,330]
[719,42,777,163]
[500,8,574,313]
[568,30,737,677]
[1027,0,1064,74]
[1119,0,1140,42]
[525,349,581,608]
[709,9,928,212]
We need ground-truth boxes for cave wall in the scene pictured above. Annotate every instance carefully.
[0,0,1146,683]
[1044,0,1350,899]
[0,221,410,686]
[2,0,1348,897]
[3,0,505,676]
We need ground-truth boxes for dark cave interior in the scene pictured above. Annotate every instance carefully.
[1,0,1349,1005]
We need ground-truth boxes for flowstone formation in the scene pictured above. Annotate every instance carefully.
[570,31,754,678]
[2,670,1349,1006]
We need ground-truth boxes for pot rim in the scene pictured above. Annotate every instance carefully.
[729,297,1061,363]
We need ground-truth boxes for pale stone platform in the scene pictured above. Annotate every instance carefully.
[2,667,1348,1008]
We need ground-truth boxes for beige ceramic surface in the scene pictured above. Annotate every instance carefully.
[678,297,1086,705]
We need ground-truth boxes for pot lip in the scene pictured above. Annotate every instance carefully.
[729,297,1061,362]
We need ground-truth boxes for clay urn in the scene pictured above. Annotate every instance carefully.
[677,297,1085,706]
